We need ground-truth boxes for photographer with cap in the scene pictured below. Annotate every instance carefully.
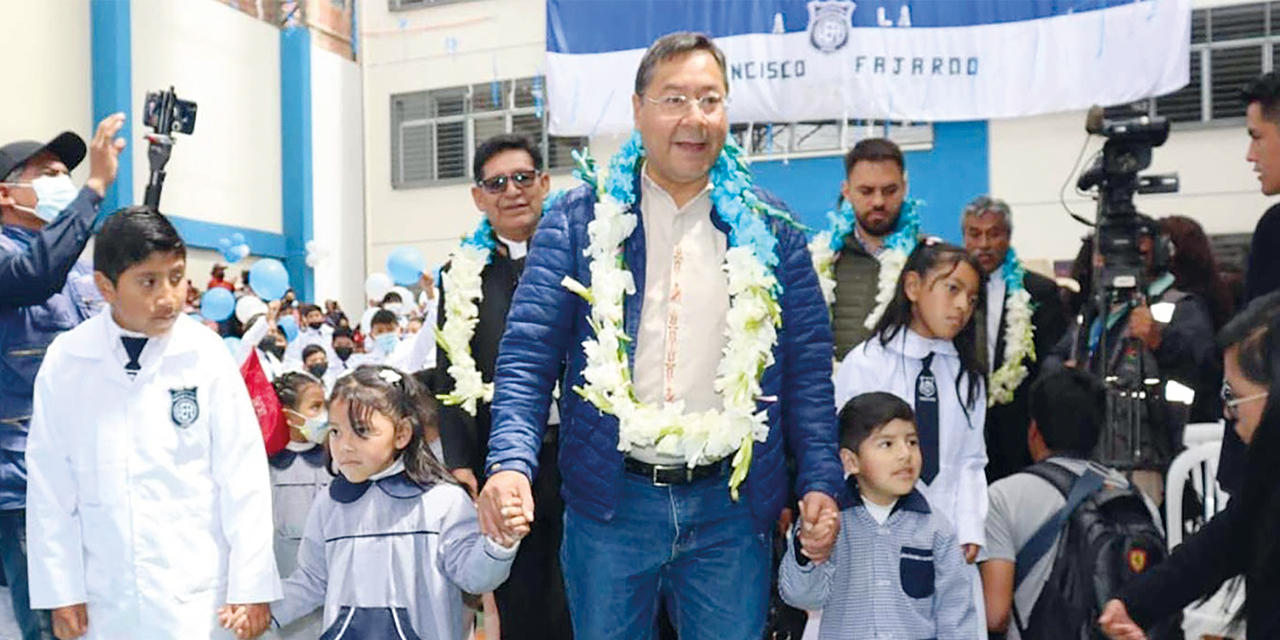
[0,113,125,640]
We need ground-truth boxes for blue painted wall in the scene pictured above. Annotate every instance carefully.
[750,121,991,242]
[280,26,315,302]
[89,0,133,214]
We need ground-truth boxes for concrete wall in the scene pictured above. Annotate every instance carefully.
[0,0,94,184]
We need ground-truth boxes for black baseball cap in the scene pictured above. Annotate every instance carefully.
[0,132,87,181]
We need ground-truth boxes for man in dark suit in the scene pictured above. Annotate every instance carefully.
[962,196,1067,482]
[436,134,571,640]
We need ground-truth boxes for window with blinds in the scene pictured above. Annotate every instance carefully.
[390,79,588,189]
[730,120,933,159]
[1131,2,1280,124]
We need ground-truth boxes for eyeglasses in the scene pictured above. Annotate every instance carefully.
[477,170,540,194]
[644,93,728,116]
[1220,383,1269,421]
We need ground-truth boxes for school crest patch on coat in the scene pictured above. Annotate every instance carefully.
[170,387,200,428]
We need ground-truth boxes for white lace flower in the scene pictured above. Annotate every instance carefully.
[863,248,908,330]
[989,287,1037,406]
[435,243,495,415]
[808,233,837,307]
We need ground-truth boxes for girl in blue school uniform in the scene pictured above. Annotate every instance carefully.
[834,240,990,635]
[223,365,527,640]
[267,371,332,640]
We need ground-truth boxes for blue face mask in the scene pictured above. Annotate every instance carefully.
[5,175,79,223]
[374,332,399,354]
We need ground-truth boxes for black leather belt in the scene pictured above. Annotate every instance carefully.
[624,457,725,485]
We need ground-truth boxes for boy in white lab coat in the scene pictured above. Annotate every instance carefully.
[25,207,281,640]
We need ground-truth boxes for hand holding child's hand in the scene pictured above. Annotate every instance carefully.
[51,603,88,640]
[797,493,841,564]
[488,495,532,548]
[219,603,272,639]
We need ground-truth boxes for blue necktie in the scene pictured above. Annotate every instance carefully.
[122,337,148,376]
[916,352,940,484]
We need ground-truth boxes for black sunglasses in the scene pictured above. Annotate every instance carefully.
[478,170,539,194]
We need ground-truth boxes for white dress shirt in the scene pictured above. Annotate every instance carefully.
[985,265,1006,373]
[630,171,728,464]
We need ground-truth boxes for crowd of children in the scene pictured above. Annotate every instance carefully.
[19,210,1180,640]
[25,208,529,640]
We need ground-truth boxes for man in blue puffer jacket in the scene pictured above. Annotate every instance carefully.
[0,114,125,640]
[476,33,845,640]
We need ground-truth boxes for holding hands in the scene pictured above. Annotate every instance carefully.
[488,492,533,548]
[797,492,841,564]
[217,602,272,640]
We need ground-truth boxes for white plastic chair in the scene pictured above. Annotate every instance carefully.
[1164,441,1245,639]
[1165,441,1225,549]
[1182,421,1225,449]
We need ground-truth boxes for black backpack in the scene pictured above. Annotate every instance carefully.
[1012,461,1168,640]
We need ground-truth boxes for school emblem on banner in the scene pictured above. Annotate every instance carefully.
[807,0,854,53]
[170,387,200,428]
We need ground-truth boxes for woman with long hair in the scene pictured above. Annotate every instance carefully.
[1099,291,1280,639]
[1161,216,1234,329]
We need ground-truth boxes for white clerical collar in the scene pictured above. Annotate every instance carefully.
[497,235,528,260]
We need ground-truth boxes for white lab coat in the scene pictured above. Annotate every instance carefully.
[834,328,989,547]
[26,312,282,640]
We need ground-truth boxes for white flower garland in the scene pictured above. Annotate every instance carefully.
[435,241,494,416]
[988,249,1037,406]
[434,191,568,416]
[562,133,784,497]
[809,200,921,330]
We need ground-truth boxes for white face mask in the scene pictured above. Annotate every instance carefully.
[374,332,400,354]
[3,174,78,223]
[287,408,330,444]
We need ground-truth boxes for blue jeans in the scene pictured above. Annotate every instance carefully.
[0,509,53,640]
[560,472,770,640]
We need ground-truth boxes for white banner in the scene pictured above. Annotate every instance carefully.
[546,0,1191,136]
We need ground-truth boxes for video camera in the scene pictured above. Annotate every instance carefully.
[142,87,197,209]
[1073,105,1183,470]
[1076,106,1178,297]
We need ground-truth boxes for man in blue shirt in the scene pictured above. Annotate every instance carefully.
[0,113,125,640]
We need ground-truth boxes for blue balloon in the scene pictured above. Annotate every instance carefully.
[217,237,232,250]
[231,232,246,245]
[223,336,242,354]
[386,246,427,286]
[249,259,290,300]
[278,315,299,342]
[200,288,235,322]
[235,244,251,260]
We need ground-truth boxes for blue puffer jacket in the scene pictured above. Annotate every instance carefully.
[0,188,104,509]
[485,180,846,530]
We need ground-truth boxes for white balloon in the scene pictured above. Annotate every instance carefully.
[235,295,267,324]
[365,272,394,301]
[305,254,319,268]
